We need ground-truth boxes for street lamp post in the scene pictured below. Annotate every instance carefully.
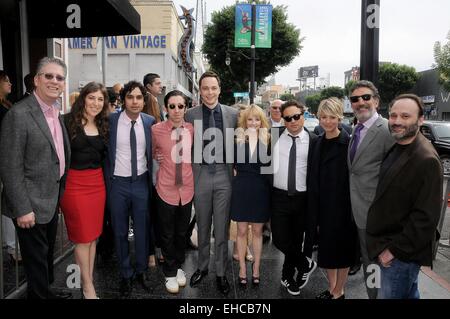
[250,2,256,104]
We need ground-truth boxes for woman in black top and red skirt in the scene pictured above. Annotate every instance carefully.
[60,82,108,299]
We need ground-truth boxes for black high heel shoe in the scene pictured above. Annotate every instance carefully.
[238,277,247,287]
[80,288,85,299]
[251,262,260,286]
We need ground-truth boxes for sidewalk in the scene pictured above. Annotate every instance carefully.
[49,237,450,299]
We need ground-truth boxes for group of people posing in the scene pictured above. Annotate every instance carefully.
[0,56,443,300]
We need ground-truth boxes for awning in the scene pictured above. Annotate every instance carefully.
[27,0,140,38]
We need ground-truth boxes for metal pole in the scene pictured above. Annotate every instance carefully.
[102,37,107,85]
[360,0,380,85]
[249,2,256,105]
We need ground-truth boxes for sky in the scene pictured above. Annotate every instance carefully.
[173,0,450,88]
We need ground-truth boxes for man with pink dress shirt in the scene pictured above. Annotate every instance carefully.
[151,90,194,294]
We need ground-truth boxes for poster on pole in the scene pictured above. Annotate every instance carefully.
[235,4,272,48]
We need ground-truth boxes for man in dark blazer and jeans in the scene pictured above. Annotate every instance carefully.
[366,94,442,299]
[0,57,71,299]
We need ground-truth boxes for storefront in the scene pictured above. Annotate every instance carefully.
[0,0,140,299]
[67,0,202,102]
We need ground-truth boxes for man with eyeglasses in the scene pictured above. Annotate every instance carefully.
[269,99,284,127]
[151,90,194,294]
[271,100,318,296]
[347,80,394,299]
[104,81,155,297]
[0,57,71,299]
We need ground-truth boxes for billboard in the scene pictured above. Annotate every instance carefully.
[298,66,319,79]
[235,4,272,48]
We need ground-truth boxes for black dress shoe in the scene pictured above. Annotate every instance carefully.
[51,290,73,299]
[119,277,133,298]
[190,269,208,287]
[348,263,361,276]
[216,276,230,295]
[136,273,151,292]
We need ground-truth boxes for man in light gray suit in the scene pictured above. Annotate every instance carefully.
[347,80,395,299]
[0,57,71,299]
[185,71,238,295]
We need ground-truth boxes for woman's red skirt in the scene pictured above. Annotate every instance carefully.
[60,168,105,243]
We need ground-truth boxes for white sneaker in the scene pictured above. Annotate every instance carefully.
[176,269,186,287]
[165,277,179,294]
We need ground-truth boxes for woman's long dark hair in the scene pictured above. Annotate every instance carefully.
[67,81,109,142]
[0,70,12,108]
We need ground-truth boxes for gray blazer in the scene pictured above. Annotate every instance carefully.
[185,104,238,182]
[348,115,395,229]
[0,95,70,224]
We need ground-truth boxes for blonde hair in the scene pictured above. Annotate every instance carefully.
[236,104,270,144]
[317,97,344,120]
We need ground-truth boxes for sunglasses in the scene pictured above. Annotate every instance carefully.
[39,73,65,82]
[283,113,303,122]
[168,104,186,110]
[349,94,373,103]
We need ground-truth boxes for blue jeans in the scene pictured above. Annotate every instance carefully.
[379,258,420,299]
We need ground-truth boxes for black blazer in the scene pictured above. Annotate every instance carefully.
[307,129,353,242]
[366,133,443,266]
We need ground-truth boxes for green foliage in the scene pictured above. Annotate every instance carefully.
[434,30,450,92]
[378,63,420,103]
[202,1,303,105]
[305,93,322,114]
[344,80,357,96]
[304,86,345,114]
[319,86,345,99]
[280,93,295,101]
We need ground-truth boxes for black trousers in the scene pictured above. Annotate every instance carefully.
[271,188,309,278]
[13,211,58,299]
[156,193,192,277]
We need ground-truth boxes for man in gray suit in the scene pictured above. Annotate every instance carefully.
[0,57,71,299]
[185,71,238,295]
[347,80,395,299]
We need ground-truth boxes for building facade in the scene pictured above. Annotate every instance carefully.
[67,0,202,101]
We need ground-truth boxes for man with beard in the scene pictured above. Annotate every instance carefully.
[366,94,442,299]
[347,80,395,299]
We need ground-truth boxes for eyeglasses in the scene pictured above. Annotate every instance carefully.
[271,106,281,110]
[39,73,65,82]
[349,94,373,103]
[283,113,303,122]
[168,104,186,110]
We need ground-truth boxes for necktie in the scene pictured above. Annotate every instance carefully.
[207,109,216,173]
[349,123,364,163]
[287,135,298,196]
[175,128,183,187]
[130,120,137,181]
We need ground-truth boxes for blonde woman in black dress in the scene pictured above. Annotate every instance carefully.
[230,105,271,286]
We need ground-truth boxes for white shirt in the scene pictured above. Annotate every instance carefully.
[273,128,309,192]
[270,118,284,127]
[114,112,148,177]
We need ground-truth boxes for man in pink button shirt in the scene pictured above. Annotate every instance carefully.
[152,90,194,294]
[0,57,71,299]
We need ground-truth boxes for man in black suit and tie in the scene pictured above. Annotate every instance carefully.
[104,81,155,298]
[271,100,318,296]
[0,57,71,299]
[366,94,442,299]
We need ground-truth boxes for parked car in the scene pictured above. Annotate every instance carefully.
[304,117,319,132]
[420,121,450,174]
